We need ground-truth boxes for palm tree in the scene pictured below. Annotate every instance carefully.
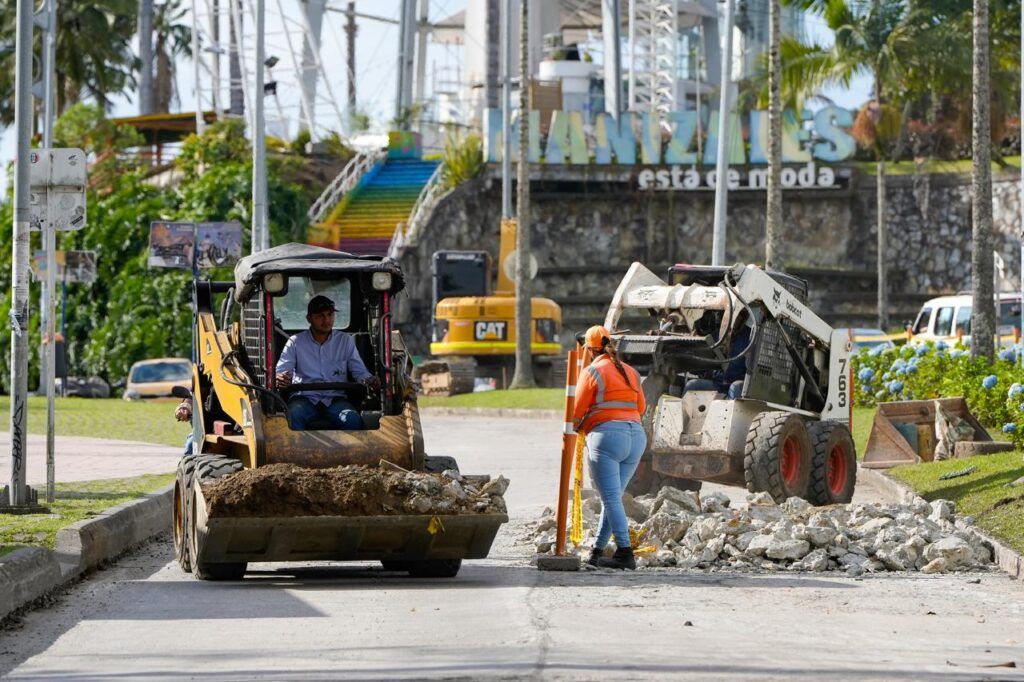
[0,0,138,124]
[152,0,192,113]
[510,0,535,389]
[970,0,995,360]
[765,0,783,270]
[780,0,908,330]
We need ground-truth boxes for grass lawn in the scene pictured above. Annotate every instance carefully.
[419,388,564,410]
[852,406,876,457]
[889,451,1024,555]
[0,472,176,556]
[856,156,1021,176]
[0,396,189,447]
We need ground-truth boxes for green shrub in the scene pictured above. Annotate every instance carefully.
[852,341,1024,449]
[440,132,483,190]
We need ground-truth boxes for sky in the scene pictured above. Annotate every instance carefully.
[0,0,869,194]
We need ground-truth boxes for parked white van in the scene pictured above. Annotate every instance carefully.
[910,292,1022,343]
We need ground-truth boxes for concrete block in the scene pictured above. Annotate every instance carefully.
[0,547,63,621]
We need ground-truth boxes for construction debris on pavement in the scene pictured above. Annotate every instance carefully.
[202,463,509,517]
[527,487,995,575]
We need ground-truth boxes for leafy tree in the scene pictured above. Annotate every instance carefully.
[0,0,138,123]
[0,112,312,391]
[781,0,909,329]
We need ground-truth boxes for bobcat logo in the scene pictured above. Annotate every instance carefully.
[772,288,782,306]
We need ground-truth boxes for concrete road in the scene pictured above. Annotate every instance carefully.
[0,432,179,485]
[1,416,1023,680]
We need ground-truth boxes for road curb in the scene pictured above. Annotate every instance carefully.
[858,465,1023,581]
[420,407,562,420]
[0,483,173,622]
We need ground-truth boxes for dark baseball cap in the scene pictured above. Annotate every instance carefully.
[307,295,337,315]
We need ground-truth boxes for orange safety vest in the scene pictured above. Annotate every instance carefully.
[572,355,646,433]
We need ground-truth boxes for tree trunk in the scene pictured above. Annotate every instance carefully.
[229,0,244,117]
[510,0,535,389]
[970,0,995,360]
[877,159,888,330]
[138,0,154,115]
[154,39,173,114]
[764,0,783,270]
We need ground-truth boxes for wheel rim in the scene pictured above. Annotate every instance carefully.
[827,444,848,496]
[781,436,802,488]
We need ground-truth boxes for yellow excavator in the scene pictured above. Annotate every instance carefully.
[416,219,564,395]
[173,243,507,580]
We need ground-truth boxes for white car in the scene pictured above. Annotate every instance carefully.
[910,293,1022,345]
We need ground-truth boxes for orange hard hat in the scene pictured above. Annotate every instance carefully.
[584,325,611,350]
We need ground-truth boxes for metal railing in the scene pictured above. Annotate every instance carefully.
[387,162,446,259]
[307,147,386,224]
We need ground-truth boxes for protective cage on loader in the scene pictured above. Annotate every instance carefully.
[173,243,507,581]
[604,262,856,505]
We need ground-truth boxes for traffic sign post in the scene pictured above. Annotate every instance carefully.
[30,149,86,505]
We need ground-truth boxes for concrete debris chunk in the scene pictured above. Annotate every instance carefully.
[528,484,994,575]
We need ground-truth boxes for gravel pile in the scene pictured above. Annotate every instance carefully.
[203,463,509,517]
[528,487,994,575]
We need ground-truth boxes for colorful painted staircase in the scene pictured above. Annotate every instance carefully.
[308,158,440,256]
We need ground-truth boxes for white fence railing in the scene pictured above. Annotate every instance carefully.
[387,163,447,260]
[307,148,386,224]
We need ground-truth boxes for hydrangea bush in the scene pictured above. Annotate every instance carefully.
[852,341,1024,449]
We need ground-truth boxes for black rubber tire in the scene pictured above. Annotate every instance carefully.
[189,454,247,581]
[744,411,813,503]
[807,421,857,505]
[173,455,198,573]
[380,560,414,572]
[408,559,462,578]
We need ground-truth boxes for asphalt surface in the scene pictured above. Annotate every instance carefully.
[1,416,1023,680]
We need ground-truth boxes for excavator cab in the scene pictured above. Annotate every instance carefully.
[174,243,507,580]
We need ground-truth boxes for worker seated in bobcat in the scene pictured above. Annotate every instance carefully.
[275,294,380,430]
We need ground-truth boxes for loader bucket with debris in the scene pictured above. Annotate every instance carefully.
[192,490,507,565]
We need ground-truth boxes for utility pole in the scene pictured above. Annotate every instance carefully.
[252,0,268,252]
[710,0,735,266]
[192,0,205,133]
[139,0,154,114]
[344,1,357,122]
[414,0,429,108]
[970,0,994,360]
[1020,0,1023,367]
[6,0,35,509]
[764,0,783,270]
[229,0,244,116]
[501,0,512,219]
[510,0,535,389]
[41,0,57,504]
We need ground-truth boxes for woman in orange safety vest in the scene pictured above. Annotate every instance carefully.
[573,325,647,570]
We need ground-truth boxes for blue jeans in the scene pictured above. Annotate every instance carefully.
[287,396,364,430]
[684,378,744,399]
[183,432,194,455]
[586,420,647,550]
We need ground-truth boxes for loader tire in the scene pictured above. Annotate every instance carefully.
[173,455,199,573]
[807,421,857,505]
[408,559,462,578]
[744,411,812,503]
[189,454,247,581]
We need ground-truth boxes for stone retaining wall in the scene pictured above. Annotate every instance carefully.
[394,165,1022,354]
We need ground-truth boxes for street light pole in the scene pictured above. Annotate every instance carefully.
[711,0,735,266]
[8,0,34,507]
[252,0,268,252]
[42,0,58,504]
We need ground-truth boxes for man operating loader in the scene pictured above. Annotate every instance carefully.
[275,294,380,430]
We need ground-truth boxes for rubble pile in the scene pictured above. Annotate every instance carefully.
[528,487,994,575]
[203,463,509,518]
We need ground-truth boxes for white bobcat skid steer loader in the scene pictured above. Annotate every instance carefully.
[604,262,855,504]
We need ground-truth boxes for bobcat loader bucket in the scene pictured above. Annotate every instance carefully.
[862,398,990,469]
[191,482,508,565]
